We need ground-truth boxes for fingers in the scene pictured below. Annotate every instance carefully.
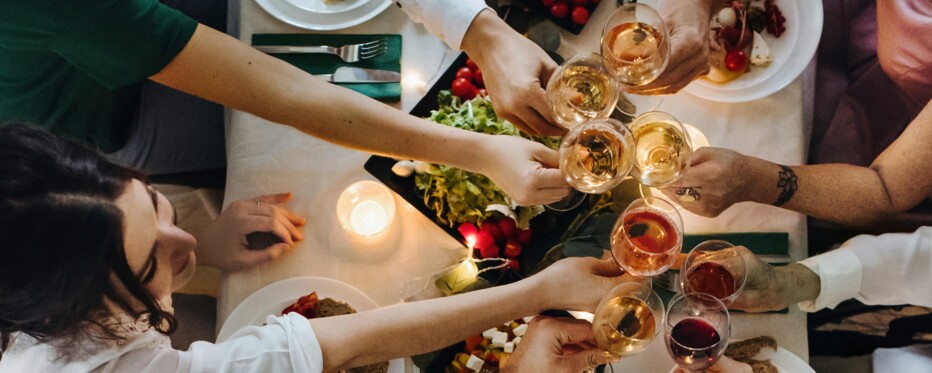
[550,318,597,346]
[246,215,295,246]
[254,192,292,204]
[591,257,625,277]
[566,349,617,372]
[237,242,293,267]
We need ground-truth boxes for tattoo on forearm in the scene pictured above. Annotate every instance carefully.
[774,165,798,206]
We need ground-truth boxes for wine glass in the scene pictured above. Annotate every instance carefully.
[629,111,693,188]
[611,197,684,277]
[601,3,671,117]
[681,240,748,306]
[544,54,625,211]
[592,282,666,358]
[665,293,731,372]
[555,118,635,208]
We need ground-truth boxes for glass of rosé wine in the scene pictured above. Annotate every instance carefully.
[611,197,684,277]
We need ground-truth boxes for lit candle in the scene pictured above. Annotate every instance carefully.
[337,181,396,237]
[435,258,479,296]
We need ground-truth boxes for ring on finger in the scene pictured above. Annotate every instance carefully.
[675,187,700,202]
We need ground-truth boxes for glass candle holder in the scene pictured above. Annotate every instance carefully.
[336,180,396,237]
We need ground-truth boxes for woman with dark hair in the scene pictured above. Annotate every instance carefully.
[0,124,628,372]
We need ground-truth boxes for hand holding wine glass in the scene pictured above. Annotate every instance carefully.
[629,111,693,188]
[592,282,666,358]
[601,2,671,116]
[665,293,731,372]
[681,240,748,306]
[611,197,685,277]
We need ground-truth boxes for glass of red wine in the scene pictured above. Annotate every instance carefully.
[680,240,748,306]
[610,197,684,277]
[664,293,731,372]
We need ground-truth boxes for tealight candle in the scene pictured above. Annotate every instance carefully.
[337,181,396,237]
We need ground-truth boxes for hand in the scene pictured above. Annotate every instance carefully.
[728,246,820,312]
[534,257,640,313]
[461,10,565,137]
[632,0,714,95]
[480,135,570,206]
[660,147,754,217]
[674,356,752,373]
[195,192,306,271]
[503,317,617,373]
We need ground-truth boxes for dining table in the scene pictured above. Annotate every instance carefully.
[219,0,815,371]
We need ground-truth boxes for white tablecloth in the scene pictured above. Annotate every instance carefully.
[220,1,812,371]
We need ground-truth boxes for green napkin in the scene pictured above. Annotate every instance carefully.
[251,34,402,101]
[656,232,791,313]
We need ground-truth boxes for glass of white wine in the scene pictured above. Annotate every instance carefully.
[601,3,670,117]
[592,281,666,358]
[545,53,623,211]
[629,111,693,187]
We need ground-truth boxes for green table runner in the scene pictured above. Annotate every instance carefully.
[251,34,402,101]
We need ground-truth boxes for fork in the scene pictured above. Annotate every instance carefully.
[253,39,388,63]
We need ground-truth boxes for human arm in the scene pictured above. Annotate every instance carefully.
[309,258,631,371]
[502,317,617,373]
[194,193,306,272]
[661,100,932,225]
[730,227,932,312]
[633,0,727,95]
[396,1,564,136]
[150,25,568,205]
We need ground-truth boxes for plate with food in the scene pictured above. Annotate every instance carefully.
[681,0,823,102]
[217,276,405,373]
[666,336,815,373]
[256,0,392,30]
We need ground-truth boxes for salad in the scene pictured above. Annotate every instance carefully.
[706,0,787,83]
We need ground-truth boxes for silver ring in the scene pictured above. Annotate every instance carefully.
[676,187,700,202]
[257,201,262,208]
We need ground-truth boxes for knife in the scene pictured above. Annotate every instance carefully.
[315,67,400,83]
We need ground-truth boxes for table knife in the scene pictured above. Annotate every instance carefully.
[315,67,400,83]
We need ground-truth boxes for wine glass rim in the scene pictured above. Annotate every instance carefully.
[619,197,683,256]
[681,240,749,302]
[602,282,667,341]
[547,53,619,126]
[602,3,671,52]
[665,293,731,334]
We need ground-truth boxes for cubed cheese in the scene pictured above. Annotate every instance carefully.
[513,336,522,345]
[492,332,509,348]
[466,354,485,371]
[481,328,498,339]
[751,31,773,66]
[504,342,515,353]
[513,323,528,337]
[522,316,535,323]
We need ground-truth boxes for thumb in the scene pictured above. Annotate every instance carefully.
[564,348,617,372]
[593,257,625,277]
[255,192,293,204]
[533,144,561,169]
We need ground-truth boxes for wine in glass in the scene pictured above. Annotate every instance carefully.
[601,3,671,116]
[546,53,619,129]
[629,111,693,188]
[559,118,635,196]
[665,293,731,372]
[611,197,684,277]
[681,240,748,305]
[592,282,665,358]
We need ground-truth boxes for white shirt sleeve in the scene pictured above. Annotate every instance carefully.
[180,313,324,372]
[797,226,932,312]
[395,0,492,50]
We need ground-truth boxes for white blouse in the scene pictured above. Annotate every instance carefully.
[0,314,323,373]
[798,226,932,311]
[395,0,491,50]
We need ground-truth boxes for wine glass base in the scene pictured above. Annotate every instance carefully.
[615,93,664,119]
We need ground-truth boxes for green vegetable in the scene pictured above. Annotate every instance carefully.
[415,91,560,227]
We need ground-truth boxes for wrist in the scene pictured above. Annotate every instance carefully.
[460,9,512,67]
[776,264,821,306]
[741,156,782,205]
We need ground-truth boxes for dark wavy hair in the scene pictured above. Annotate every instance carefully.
[0,124,177,358]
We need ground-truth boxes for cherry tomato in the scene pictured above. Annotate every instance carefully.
[465,58,479,71]
[571,6,589,24]
[451,77,477,100]
[477,88,488,97]
[479,243,500,259]
[542,0,557,6]
[724,49,748,72]
[455,67,473,82]
[550,1,570,18]
[504,239,522,258]
[473,69,484,87]
[571,0,589,6]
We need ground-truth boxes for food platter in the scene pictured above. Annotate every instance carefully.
[255,0,392,31]
[679,0,823,102]
[217,276,405,372]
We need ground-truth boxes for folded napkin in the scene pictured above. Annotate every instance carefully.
[251,34,402,101]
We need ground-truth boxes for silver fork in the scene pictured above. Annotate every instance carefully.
[654,255,792,293]
[253,39,388,63]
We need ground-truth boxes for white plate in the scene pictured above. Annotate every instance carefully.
[682,0,823,102]
[284,0,369,14]
[256,0,392,30]
[217,276,405,373]
[666,344,815,373]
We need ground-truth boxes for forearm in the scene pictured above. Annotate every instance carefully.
[151,25,494,175]
[310,279,546,371]
[740,156,901,226]
[460,9,513,67]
